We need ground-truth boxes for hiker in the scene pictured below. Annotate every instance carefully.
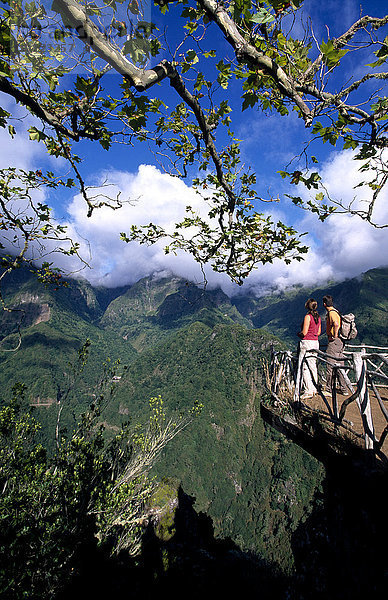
[323,295,349,395]
[297,298,321,400]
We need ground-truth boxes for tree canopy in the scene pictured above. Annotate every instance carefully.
[1,0,387,285]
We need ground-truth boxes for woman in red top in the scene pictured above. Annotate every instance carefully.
[297,298,321,399]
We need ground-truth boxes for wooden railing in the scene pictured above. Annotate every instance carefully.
[268,344,388,462]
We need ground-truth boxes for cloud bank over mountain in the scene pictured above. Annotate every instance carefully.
[59,150,388,297]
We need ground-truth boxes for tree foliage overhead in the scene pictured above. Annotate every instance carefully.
[1,0,387,283]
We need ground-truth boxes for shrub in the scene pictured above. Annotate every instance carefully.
[0,383,197,599]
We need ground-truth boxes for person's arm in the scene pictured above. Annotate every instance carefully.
[327,311,340,339]
[332,318,340,338]
[318,320,321,336]
[301,315,310,337]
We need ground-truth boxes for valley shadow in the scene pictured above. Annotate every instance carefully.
[59,464,387,600]
[15,330,80,350]
[136,486,289,599]
[62,485,289,600]
[290,454,388,600]
[261,403,388,598]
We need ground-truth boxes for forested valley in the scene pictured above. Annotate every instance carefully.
[1,0,388,596]
[1,265,387,599]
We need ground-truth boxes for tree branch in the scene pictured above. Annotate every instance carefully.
[165,64,237,216]
[334,15,388,49]
[0,75,79,139]
[197,0,313,125]
[302,15,388,85]
[52,0,170,91]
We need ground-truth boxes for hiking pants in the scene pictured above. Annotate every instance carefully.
[326,338,348,393]
[298,339,319,396]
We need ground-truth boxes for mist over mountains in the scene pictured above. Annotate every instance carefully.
[2,263,388,357]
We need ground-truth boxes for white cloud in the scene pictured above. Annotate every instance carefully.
[236,149,388,296]
[43,148,388,298]
[0,114,43,172]
[303,149,388,275]
[0,97,72,264]
[2,109,387,299]
[60,164,238,291]
[0,93,67,172]
[59,164,336,295]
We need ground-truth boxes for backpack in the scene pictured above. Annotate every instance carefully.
[328,308,358,340]
[339,312,358,340]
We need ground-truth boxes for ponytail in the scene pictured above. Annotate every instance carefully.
[305,298,320,324]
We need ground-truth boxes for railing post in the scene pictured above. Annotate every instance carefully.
[353,349,375,450]
[274,352,281,395]
[332,368,338,420]
[270,347,275,393]
[285,350,294,393]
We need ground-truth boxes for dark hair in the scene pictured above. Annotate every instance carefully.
[323,294,333,307]
[305,298,320,324]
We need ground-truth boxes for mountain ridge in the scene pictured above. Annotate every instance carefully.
[2,264,388,359]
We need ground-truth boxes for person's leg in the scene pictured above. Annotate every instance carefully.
[326,339,348,394]
[334,338,349,394]
[298,341,308,395]
[326,340,336,391]
[302,340,318,396]
[309,341,319,393]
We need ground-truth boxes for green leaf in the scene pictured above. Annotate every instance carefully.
[320,39,348,68]
[242,91,257,111]
[186,49,199,64]
[251,9,275,24]
[0,59,10,77]
[28,127,47,142]
[367,35,388,67]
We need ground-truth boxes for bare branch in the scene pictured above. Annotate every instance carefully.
[334,15,388,49]
[0,75,79,139]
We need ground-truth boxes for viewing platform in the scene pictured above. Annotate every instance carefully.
[263,345,388,467]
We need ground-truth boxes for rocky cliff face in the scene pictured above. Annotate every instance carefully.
[17,293,51,325]
[1,295,51,340]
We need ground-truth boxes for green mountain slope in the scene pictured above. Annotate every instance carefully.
[0,269,137,409]
[2,263,387,582]
[100,274,251,351]
[104,321,324,572]
[0,266,325,573]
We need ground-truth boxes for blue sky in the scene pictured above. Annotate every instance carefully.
[1,0,388,296]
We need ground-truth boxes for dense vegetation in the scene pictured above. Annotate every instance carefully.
[1,264,388,597]
[105,321,324,570]
[0,377,202,600]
